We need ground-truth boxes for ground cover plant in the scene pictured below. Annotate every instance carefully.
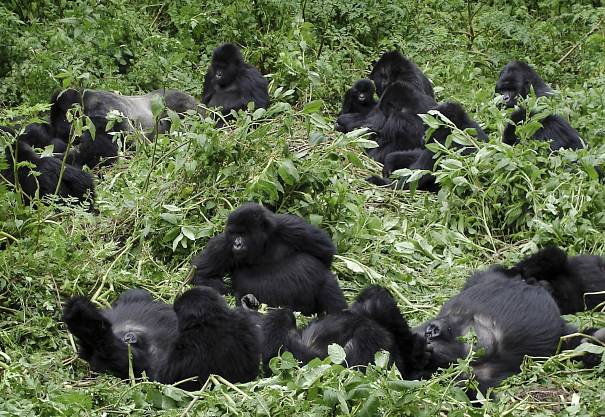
[1,0,604,415]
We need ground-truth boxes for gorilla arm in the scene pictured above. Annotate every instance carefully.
[190,233,234,292]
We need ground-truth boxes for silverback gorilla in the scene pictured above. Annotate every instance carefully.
[64,287,262,390]
[191,203,347,315]
[202,43,270,121]
[415,269,605,394]
[495,61,583,150]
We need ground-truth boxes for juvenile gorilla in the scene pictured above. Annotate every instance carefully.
[17,123,68,153]
[368,102,487,191]
[64,287,263,390]
[191,203,347,315]
[495,61,583,150]
[339,79,377,116]
[202,43,270,120]
[415,270,605,394]
[1,135,96,209]
[369,50,434,97]
[495,246,605,314]
[257,286,428,378]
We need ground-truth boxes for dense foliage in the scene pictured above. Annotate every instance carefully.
[1,0,604,415]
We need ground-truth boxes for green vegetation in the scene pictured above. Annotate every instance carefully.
[1,0,604,415]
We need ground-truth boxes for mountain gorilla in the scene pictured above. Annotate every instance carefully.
[202,43,270,122]
[16,123,68,153]
[495,61,553,108]
[253,286,428,378]
[50,88,199,167]
[369,50,434,97]
[495,61,583,150]
[368,102,487,191]
[64,287,263,390]
[494,246,605,314]
[191,203,347,315]
[51,88,200,140]
[1,131,96,209]
[415,269,605,394]
[339,79,377,116]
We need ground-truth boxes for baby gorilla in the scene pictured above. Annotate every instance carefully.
[2,134,96,210]
[202,43,270,121]
[495,246,605,314]
[258,286,428,378]
[495,61,582,150]
[191,203,347,315]
[64,287,262,390]
[339,79,377,116]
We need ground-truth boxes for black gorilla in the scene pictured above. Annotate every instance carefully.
[495,61,583,150]
[51,87,200,140]
[1,135,96,209]
[502,108,583,150]
[191,203,347,315]
[257,286,428,377]
[495,246,605,314]
[57,117,119,169]
[368,102,487,191]
[415,270,605,394]
[495,61,553,108]
[64,287,263,390]
[202,43,270,120]
[339,79,377,116]
[369,50,434,97]
[156,287,262,390]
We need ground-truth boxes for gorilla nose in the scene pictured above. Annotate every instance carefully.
[358,94,365,101]
[216,71,223,79]
[122,332,138,344]
[425,323,441,339]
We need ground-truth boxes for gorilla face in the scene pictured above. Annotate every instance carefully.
[225,203,275,262]
[351,79,375,105]
[211,44,244,87]
[495,71,528,108]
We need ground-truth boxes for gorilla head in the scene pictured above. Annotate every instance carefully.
[210,43,245,87]
[225,203,277,262]
[495,61,553,108]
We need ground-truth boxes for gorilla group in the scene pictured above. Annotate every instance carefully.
[64,244,605,395]
[191,202,347,315]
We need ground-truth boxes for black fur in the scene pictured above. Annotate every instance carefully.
[2,139,95,209]
[56,117,119,169]
[260,286,428,377]
[495,61,553,108]
[156,287,262,390]
[202,43,270,121]
[497,246,605,314]
[18,123,68,153]
[191,203,347,315]
[502,108,583,150]
[417,270,605,394]
[369,51,434,97]
[368,102,487,191]
[339,79,377,116]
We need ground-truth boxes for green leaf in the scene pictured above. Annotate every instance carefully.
[328,343,346,364]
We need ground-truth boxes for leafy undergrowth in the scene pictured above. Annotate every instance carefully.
[1,0,605,416]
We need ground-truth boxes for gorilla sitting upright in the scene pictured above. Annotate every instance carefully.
[191,203,347,315]
[369,50,434,97]
[64,287,263,390]
[339,79,377,117]
[202,43,270,122]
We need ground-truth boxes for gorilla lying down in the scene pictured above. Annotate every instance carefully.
[191,202,347,315]
[64,285,428,388]
[415,267,605,395]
